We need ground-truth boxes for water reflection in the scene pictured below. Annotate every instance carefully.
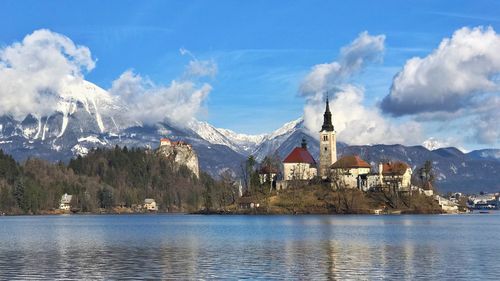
[0,214,499,280]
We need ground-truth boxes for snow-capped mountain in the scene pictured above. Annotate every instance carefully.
[187,120,265,155]
[422,137,448,151]
[0,79,499,193]
[188,118,311,161]
[0,78,308,162]
[57,79,121,135]
[2,79,126,143]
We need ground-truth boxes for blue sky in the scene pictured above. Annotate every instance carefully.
[1,0,499,149]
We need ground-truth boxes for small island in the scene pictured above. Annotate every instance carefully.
[201,98,465,215]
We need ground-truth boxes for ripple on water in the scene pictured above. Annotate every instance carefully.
[0,213,499,280]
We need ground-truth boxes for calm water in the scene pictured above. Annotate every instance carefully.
[0,213,499,280]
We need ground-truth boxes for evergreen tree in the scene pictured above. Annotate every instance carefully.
[13,178,25,211]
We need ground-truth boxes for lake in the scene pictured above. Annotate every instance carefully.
[1,213,499,280]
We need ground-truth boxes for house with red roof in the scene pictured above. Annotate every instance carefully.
[282,138,317,181]
[376,161,413,190]
[329,154,414,191]
[330,155,372,189]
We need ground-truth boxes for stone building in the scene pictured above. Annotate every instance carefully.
[379,161,412,190]
[330,155,371,189]
[329,156,414,191]
[363,161,413,191]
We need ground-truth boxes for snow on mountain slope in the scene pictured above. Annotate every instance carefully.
[215,128,265,147]
[1,104,499,192]
[7,79,127,143]
[189,120,266,155]
[1,76,301,160]
[422,137,450,151]
[57,79,123,135]
[188,120,248,154]
[251,118,306,161]
[188,117,304,159]
[78,136,107,145]
[1,77,498,191]
[266,118,303,140]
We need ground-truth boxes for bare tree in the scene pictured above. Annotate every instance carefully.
[220,170,237,205]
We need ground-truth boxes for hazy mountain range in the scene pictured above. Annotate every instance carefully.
[0,80,498,193]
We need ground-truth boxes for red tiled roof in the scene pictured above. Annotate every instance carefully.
[283,147,316,164]
[331,155,371,169]
[382,162,410,175]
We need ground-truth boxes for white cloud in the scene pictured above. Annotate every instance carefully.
[108,69,148,102]
[179,48,192,57]
[110,49,217,126]
[0,29,95,119]
[381,26,500,146]
[382,26,500,116]
[109,70,212,126]
[304,85,423,145]
[180,48,217,78]
[300,32,422,145]
[185,59,217,78]
[300,31,385,96]
[339,31,386,74]
[0,30,215,129]
[299,62,342,97]
[472,106,500,144]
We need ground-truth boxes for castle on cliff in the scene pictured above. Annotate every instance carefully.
[158,138,200,178]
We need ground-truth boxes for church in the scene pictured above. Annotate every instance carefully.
[281,97,413,191]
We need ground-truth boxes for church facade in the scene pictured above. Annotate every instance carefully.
[282,138,317,181]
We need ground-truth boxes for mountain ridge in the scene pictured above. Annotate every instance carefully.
[0,80,498,193]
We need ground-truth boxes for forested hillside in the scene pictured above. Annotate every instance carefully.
[0,147,236,214]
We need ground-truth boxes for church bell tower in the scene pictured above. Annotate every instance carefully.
[319,97,337,178]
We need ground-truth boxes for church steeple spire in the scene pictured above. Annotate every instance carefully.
[320,96,334,132]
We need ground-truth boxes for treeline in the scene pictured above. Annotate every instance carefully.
[0,147,236,214]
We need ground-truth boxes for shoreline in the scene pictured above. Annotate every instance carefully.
[0,210,477,217]
[0,211,183,217]
[0,212,473,217]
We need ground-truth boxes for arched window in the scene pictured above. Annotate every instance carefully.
[323,135,328,141]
